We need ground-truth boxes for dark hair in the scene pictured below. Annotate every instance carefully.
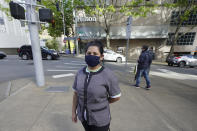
[142,45,148,51]
[85,40,104,55]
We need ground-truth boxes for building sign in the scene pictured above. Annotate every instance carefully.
[76,11,96,22]
[76,16,96,22]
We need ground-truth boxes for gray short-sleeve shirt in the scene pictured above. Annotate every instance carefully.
[72,66,121,127]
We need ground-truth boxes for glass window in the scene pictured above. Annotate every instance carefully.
[167,32,196,45]
[174,0,197,3]
[170,11,197,26]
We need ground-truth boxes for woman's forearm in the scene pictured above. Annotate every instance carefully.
[72,92,78,113]
[108,97,120,104]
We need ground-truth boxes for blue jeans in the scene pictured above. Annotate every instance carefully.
[136,68,151,87]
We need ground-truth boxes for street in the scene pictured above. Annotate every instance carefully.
[1,55,197,82]
[0,55,197,131]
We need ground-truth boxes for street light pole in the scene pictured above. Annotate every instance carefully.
[61,0,66,36]
[25,0,45,87]
[72,0,79,56]
[125,16,132,67]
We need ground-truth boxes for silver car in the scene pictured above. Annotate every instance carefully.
[104,49,126,63]
[187,55,197,67]
[173,55,197,67]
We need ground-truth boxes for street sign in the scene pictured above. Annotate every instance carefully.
[64,37,77,41]
[126,16,132,39]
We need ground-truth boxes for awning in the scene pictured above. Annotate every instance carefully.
[77,25,169,39]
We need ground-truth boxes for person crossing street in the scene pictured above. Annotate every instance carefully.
[134,45,152,90]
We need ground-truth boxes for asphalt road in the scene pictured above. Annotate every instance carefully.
[0,55,197,130]
[0,55,197,83]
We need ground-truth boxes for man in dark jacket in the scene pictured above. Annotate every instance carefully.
[134,45,152,90]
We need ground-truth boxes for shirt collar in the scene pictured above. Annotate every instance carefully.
[86,66,102,73]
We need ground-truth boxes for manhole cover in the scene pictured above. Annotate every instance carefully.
[45,86,70,92]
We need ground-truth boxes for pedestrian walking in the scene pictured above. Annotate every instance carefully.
[147,47,154,75]
[72,40,121,131]
[134,45,152,90]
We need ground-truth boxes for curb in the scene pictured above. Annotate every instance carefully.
[0,78,33,103]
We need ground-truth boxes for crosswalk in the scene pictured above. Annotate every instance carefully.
[129,67,197,80]
[47,61,197,80]
[48,61,84,79]
[52,73,75,79]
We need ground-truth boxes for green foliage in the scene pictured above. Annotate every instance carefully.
[122,0,157,17]
[41,0,85,38]
[0,0,10,17]
[45,38,59,50]
[61,44,66,51]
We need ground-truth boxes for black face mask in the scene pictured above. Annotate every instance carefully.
[85,55,100,67]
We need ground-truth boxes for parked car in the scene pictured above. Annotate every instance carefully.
[17,45,60,60]
[171,55,197,67]
[104,49,126,63]
[166,55,176,66]
[0,51,7,59]
[187,55,197,67]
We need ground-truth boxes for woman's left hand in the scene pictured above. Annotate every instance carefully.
[72,112,78,123]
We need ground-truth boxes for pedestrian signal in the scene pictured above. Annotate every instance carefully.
[39,8,53,23]
[9,1,25,20]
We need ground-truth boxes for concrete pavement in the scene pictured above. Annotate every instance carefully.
[0,76,82,131]
[0,70,197,131]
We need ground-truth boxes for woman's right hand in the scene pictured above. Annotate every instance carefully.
[72,112,77,123]
[72,92,78,123]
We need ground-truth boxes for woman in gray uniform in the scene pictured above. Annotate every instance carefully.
[72,41,121,131]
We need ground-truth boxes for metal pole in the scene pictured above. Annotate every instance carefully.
[75,15,79,55]
[125,16,132,67]
[72,0,79,56]
[25,0,45,87]
[126,37,130,66]
[61,0,66,36]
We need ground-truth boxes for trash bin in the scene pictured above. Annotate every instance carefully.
[65,49,70,54]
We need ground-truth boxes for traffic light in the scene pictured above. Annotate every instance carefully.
[39,8,53,23]
[9,1,25,20]
[56,2,60,11]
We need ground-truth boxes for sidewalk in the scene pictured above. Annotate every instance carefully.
[0,76,82,131]
[0,71,195,131]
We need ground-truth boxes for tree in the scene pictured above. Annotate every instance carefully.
[45,38,59,50]
[162,0,197,58]
[84,0,157,48]
[0,0,10,16]
[41,0,85,38]
[120,0,197,58]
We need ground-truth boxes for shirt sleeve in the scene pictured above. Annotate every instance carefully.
[107,71,121,98]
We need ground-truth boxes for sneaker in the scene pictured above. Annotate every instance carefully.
[133,84,140,88]
[146,86,151,90]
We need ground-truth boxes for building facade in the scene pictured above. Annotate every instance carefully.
[76,0,197,61]
[0,0,30,54]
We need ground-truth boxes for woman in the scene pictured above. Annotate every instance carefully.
[72,41,121,131]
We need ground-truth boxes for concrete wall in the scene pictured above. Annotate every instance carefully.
[0,48,18,55]
[103,39,167,61]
